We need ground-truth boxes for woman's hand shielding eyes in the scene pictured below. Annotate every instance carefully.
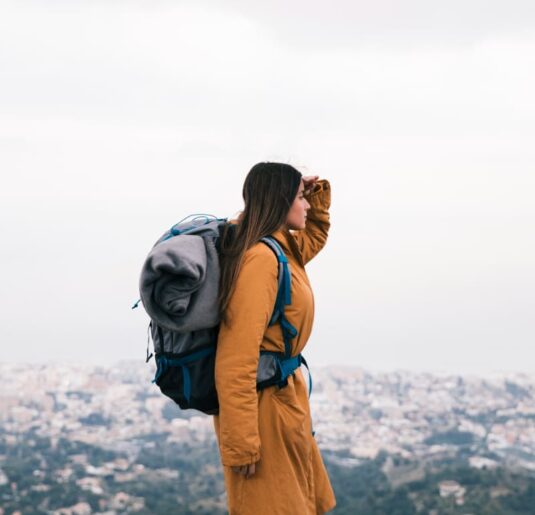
[302,175,319,195]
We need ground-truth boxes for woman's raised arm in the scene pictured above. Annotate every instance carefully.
[292,178,331,265]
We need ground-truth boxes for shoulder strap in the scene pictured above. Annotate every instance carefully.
[260,236,298,358]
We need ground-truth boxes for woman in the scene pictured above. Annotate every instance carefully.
[214,162,336,514]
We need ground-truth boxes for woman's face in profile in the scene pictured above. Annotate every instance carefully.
[286,180,310,230]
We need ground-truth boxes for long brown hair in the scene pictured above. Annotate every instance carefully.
[218,162,302,322]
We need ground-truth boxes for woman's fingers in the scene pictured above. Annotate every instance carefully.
[231,463,257,478]
[302,175,319,184]
[246,463,256,478]
[303,175,319,194]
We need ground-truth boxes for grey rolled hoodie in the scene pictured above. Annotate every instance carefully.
[139,220,223,334]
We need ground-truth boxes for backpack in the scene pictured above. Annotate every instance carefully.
[134,214,311,415]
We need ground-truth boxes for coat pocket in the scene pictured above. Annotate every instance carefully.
[270,378,312,465]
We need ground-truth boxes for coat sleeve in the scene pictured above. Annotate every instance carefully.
[292,179,331,265]
[214,246,278,467]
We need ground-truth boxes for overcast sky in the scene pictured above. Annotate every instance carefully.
[1,0,534,375]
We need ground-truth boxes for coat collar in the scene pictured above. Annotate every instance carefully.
[270,227,304,266]
[270,227,292,252]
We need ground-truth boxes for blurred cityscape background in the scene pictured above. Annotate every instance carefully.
[2,362,535,514]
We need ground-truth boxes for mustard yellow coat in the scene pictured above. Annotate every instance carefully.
[213,180,336,514]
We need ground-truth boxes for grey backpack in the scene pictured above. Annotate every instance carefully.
[134,214,309,415]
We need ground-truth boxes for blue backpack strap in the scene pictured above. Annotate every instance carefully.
[152,346,216,403]
[260,236,298,358]
[165,213,223,240]
[259,352,313,400]
[298,354,314,435]
[259,238,313,404]
[299,354,312,398]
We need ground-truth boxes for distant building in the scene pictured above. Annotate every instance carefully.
[108,492,145,512]
[438,480,466,505]
[469,456,499,470]
[350,444,380,459]
[51,502,91,515]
